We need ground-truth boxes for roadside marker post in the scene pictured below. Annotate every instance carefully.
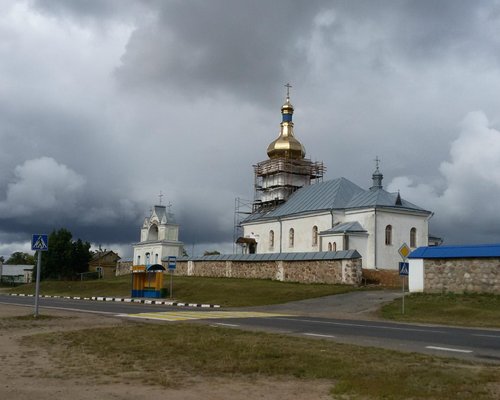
[168,256,177,299]
[398,243,411,315]
[31,234,49,317]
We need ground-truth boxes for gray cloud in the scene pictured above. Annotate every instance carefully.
[2,0,500,258]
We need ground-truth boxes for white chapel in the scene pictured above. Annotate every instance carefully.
[133,204,184,266]
[239,89,434,270]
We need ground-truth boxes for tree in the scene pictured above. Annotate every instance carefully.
[0,256,5,263]
[5,252,35,265]
[39,229,92,280]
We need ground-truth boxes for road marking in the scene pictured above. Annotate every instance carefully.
[275,317,446,334]
[425,346,473,353]
[120,311,288,322]
[472,334,500,339]
[303,333,336,339]
[212,323,240,327]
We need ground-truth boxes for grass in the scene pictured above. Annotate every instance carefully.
[4,274,363,307]
[380,292,500,327]
[26,323,500,399]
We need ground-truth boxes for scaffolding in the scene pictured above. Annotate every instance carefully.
[253,157,326,212]
[233,197,253,253]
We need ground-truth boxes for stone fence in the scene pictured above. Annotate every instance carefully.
[117,251,363,285]
[422,258,499,294]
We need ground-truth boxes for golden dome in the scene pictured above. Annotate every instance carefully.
[266,97,305,159]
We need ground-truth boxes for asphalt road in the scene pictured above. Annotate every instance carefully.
[1,294,499,363]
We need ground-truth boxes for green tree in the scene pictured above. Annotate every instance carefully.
[5,252,35,265]
[40,229,92,280]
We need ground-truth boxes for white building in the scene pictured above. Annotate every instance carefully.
[133,205,183,266]
[240,92,433,270]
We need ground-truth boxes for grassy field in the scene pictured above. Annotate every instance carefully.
[26,322,500,399]
[380,292,500,328]
[4,274,363,307]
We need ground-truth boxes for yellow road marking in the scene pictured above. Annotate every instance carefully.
[120,311,287,322]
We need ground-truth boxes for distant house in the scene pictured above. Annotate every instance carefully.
[0,264,34,285]
[88,251,120,278]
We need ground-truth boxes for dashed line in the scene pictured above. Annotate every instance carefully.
[425,346,473,354]
[303,333,336,339]
[472,334,500,339]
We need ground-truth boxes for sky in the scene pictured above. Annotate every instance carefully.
[2,0,500,259]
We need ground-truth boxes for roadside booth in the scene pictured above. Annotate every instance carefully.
[131,264,166,298]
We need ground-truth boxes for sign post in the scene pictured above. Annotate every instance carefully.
[168,256,176,299]
[398,243,410,315]
[31,234,49,317]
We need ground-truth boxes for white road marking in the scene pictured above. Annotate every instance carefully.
[472,334,500,339]
[425,346,473,353]
[275,317,447,334]
[212,323,240,327]
[303,333,336,339]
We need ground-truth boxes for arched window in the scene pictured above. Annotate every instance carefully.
[148,224,159,241]
[312,226,318,246]
[145,252,150,265]
[328,242,332,251]
[385,225,392,245]
[289,228,294,248]
[137,255,141,265]
[154,253,159,264]
[332,242,337,251]
[410,227,417,248]
[269,230,274,249]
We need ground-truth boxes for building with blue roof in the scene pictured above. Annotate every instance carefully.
[408,244,500,293]
[239,91,435,270]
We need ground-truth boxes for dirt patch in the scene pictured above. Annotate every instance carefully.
[0,304,332,400]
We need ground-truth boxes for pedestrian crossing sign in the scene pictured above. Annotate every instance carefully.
[399,262,409,276]
[31,234,49,251]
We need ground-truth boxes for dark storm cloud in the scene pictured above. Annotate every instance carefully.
[2,0,500,258]
[116,0,328,103]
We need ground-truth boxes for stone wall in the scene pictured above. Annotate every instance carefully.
[115,260,132,276]
[423,258,500,294]
[158,258,362,285]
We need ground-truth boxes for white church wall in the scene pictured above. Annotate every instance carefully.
[375,211,428,270]
[279,213,331,252]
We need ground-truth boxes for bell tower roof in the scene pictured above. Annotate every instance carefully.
[266,83,306,160]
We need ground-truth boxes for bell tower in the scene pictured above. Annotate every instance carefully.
[252,84,325,211]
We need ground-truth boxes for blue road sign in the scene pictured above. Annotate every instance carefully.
[31,234,49,251]
[399,262,409,276]
[168,256,177,270]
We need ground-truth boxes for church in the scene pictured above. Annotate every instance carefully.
[132,204,184,266]
[239,88,434,270]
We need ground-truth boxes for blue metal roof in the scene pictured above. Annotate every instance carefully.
[243,177,430,224]
[409,244,500,259]
[320,221,367,234]
[175,250,361,262]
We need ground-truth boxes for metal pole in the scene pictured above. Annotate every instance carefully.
[34,250,42,317]
[402,268,405,315]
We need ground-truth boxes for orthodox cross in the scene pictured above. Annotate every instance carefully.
[284,82,292,98]
[374,156,381,171]
[158,191,164,205]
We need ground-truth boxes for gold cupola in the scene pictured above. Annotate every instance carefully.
[266,89,306,160]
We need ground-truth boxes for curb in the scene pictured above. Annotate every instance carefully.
[6,293,221,308]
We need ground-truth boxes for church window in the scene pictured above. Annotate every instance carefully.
[269,230,274,249]
[154,253,159,264]
[328,242,332,251]
[289,228,294,248]
[148,224,159,241]
[385,225,392,245]
[137,255,141,265]
[145,252,150,265]
[343,235,349,250]
[410,228,417,248]
[332,242,337,251]
[312,226,318,246]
